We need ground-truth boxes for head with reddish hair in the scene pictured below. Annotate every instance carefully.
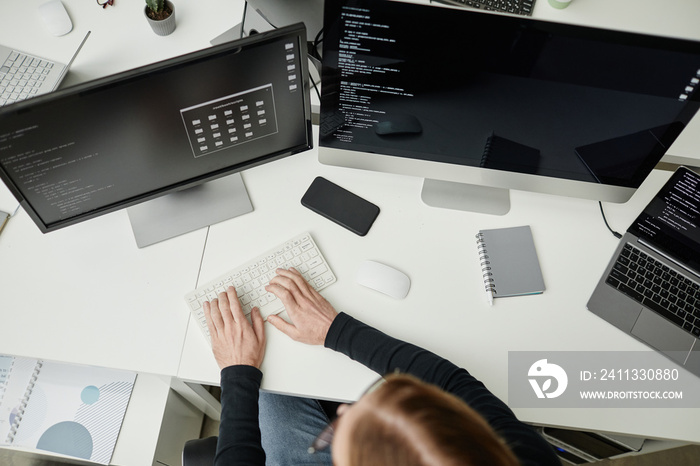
[330,374,519,466]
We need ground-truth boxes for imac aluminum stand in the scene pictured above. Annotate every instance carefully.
[421,178,511,215]
[127,172,253,248]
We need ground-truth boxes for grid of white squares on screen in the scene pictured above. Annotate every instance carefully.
[286,42,298,92]
[192,102,268,152]
[679,70,700,101]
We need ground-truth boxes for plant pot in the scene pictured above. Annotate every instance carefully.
[145,1,176,36]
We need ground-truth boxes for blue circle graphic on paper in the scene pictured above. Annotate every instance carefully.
[81,385,100,405]
[36,421,93,459]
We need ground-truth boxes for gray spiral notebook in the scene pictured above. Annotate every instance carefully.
[476,225,545,298]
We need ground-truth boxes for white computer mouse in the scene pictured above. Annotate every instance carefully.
[39,0,73,37]
[356,260,411,299]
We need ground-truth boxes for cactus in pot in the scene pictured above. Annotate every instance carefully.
[145,0,176,35]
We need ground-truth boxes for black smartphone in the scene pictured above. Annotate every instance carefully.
[301,177,380,236]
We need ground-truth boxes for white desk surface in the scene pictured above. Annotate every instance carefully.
[2,0,700,446]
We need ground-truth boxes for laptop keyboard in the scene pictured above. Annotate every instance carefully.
[606,243,700,338]
[0,50,56,106]
[431,0,535,16]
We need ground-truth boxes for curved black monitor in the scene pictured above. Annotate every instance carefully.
[0,24,312,246]
[318,0,700,214]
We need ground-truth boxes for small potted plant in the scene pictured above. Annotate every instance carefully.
[145,0,176,36]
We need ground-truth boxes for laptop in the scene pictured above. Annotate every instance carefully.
[587,166,700,376]
[0,31,89,107]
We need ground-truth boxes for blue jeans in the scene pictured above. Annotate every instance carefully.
[258,391,334,466]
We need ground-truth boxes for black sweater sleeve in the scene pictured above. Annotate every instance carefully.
[325,312,560,466]
[215,365,266,465]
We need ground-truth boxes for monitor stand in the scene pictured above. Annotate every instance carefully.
[421,179,511,215]
[127,172,253,248]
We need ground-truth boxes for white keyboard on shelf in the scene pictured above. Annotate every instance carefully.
[185,232,336,343]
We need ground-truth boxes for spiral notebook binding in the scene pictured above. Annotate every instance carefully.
[6,360,42,443]
[476,232,497,295]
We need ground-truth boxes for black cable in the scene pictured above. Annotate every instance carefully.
[311,28,324,62]
[310,28,323,103]
[308,28,324,106]
[309,72,321,103]
[599,201,622,239]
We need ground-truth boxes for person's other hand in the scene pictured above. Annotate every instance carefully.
[204,286,266,370]
[265,268,338,345]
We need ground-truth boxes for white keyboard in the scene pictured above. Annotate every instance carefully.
[0,50,58,106]
[185,232,336,343]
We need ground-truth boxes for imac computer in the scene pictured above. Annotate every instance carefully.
[318,0,700,214]
[0,24,312,247]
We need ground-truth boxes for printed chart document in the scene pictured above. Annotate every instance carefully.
[0,355,136,464]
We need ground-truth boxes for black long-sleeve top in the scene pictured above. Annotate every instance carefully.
[215,312,560,465]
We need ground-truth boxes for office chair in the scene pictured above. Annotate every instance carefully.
[182,436,217,466]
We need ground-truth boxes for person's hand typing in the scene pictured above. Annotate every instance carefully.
[203,286,266,370]
[265,268,338,345]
